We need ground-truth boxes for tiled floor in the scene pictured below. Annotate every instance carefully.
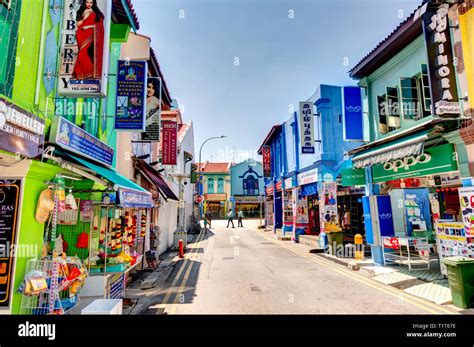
[404,280,452,305]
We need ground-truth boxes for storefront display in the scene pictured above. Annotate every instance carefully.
[435,221,472,275]
[459,187,474,237]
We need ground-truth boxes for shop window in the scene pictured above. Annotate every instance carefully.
[207,178,215,193]
[243,175,258,196]
[217,178,224,193]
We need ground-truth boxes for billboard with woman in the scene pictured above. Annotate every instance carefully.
[58,0,111,96]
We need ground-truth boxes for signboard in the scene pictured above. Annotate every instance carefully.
[459,187,474,238]
[422,3,460,117]
[161,120,177,165]
[115,60,147,130]
[262,145,271,177]
[118,188,153,208]
[275,181,282,192]
[195,195,203,203]
[320,181,338,230]
[58,0,111,96]
[49,116,114,167]
[383,237,400,250]
[265,185,274,196]
[0,97,45,158]
[435,221,471,275]
[293,187,309,224]
[204,194,226,201]
[284,177,293,189]
[297,168,318,186]
[342,86,364,141]
[299,102,315,154]
[141,77,162,141]
[341,167,366,186]
[371,143,457,183]
[0,179,21,308]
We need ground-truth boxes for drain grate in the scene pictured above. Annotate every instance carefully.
[222,257,234,260]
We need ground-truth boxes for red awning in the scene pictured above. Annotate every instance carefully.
[134,159,179,201]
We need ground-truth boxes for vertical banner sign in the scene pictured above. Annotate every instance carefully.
[320,182,338,231]
[262,145,271,177]
[58,0,111,96]
[115,60,147,130]
[459,187,474,238]
[0,179,21,308]
[141,77,162,141]
[161,120,177,165]
[422,3,460,116]
[299,102,315,154]
[342,86,364,141]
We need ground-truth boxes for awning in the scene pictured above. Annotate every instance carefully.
[134,159,179,201]
[300,183,318,197]
[66,154,154,208]
[352,130,430,169]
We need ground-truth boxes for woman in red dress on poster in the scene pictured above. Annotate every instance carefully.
[72,0,104,80]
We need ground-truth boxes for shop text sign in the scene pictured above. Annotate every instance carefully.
[299,102,315,154]
[115,60,147,130]
[161,120,177,165]
[0,180,21,308]
[372,143,457,183]
[49,117,114,167]
[297,168,318,186]
[423,3,460,117]
[0,97,45,158]
[262,145,271,177]
[118,188,153,208]
[58,0,111,96]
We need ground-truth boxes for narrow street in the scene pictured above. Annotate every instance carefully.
[148,220,455,315]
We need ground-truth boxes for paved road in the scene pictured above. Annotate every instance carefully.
[153,220,454,314]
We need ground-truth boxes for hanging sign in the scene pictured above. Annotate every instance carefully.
[262,145,271,177]
[58,0,111,96]
[49,116,114,167]
[299,102,315,154]
[0,179,21,308]
[141,77,162,141]
[422,2,460,117]
[161,120,177,165]
[0,97,45,158]
[342,86,364,141]
[115,60,147,130]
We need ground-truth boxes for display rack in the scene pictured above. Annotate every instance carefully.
[382,236,431,271]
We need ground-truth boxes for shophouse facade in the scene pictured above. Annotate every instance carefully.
[197,162,232,219]
[230,159,265,218]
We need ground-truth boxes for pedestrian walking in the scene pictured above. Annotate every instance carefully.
[237,209,244,227]
[205,211,212,229]
[226,209,235,228]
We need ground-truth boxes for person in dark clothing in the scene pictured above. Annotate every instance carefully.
[237,209,244,227]
[226,209,235,228]
[205,211,212,229]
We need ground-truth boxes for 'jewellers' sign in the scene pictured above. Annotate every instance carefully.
[423,3,460,117]
[0,97,45,158]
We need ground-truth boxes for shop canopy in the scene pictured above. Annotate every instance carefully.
[299,182,318,197]
[64,153,154,208]
[351,130,430,169]
[134,159,179,201]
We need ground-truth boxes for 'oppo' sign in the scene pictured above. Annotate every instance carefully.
[383,153,431,172]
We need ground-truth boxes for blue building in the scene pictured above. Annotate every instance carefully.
[230,159,265,218]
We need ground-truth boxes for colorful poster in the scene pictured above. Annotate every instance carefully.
[0,97,45,158]
[299,101,315,154]
[49,116,114,167]
[161,120,177,165]
[115,60,147,130]
[459,186,474,237]
[58,0,111,96]
[262,146,271,177]
[141,77,161,141]
[435,221,472,276]
[0,179,21,308]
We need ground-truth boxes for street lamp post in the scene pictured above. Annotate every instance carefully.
[197,135,226,222]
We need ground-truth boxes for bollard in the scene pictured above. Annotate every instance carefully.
[178,239,184,258]
[354,233,364,260]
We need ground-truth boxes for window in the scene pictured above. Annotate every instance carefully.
[400,77,419,120]
[217,178,224,193]
[377,87,401,135]
[207,178,215,194]
[243,175,258,196]
[420,64,432,116]
[377,95,388,134]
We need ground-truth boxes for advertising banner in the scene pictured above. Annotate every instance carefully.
[342,86,364,141]
[459,187,474,238]
[422,3,460,116]
[49,116,114,167]
[115,60,147,130]
[299,102,315,154]
[262,145,271,177]
[161,120,177,165]
[0,97,45,158]
[141,77,162,141]
[320,182,338,231]
[0,179,21,308]
[58,0,111,96]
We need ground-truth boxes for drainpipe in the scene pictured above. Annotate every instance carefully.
[34,0,49,106]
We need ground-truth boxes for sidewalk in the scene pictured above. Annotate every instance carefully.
[259,228,468,313]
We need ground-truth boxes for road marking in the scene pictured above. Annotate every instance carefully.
[155,229,206,313]
[255,230,457,315]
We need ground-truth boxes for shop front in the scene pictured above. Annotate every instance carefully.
[282,178,293,236]
[294,169,316,240]
[204,193,227,219]
[234,196,262,218]
[264,184,274,227]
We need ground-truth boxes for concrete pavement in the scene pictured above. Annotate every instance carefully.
[143,220,457,314]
